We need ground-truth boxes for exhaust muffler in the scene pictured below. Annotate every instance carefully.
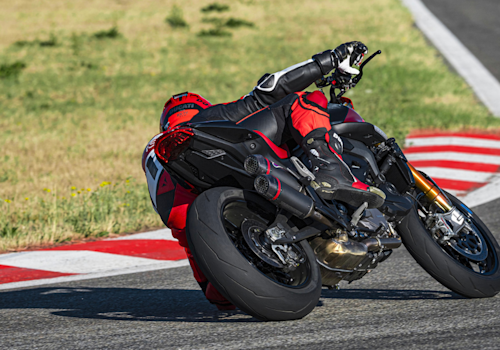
[253,174,337,230]
[244,154,302,191]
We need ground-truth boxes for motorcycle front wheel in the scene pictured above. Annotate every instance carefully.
[186,187,321,321]
[398,190,500,297]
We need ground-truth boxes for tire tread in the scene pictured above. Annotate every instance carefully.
[398,193,500,298]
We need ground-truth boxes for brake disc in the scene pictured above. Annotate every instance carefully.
[241,219,284,268]
[448,225,488,262]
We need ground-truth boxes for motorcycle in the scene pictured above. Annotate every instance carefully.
[153,50,500,321]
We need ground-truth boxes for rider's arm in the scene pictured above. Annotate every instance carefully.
[194,52,333,123]
[251,53,329,107]
[192,42,367,123]
[252,41,368,106]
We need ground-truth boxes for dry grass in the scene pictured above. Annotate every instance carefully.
[1,0,500,251]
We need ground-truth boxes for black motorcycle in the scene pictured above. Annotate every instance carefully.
[153,51,500,321]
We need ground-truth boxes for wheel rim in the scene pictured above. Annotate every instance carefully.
[418,197,498,275]
[221,199,312,287]
[448,222,487,261]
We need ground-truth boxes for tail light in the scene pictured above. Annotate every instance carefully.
[154,127,194,164]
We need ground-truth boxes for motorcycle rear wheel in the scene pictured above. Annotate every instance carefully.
[187,187,321,321]
[398,191,500,297]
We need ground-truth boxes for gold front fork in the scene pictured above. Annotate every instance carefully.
[407,163,452,212]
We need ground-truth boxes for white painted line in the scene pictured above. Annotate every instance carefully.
[402,0,500,117]
[109,228,175,241]
[415,167,493,183]
[0,259,189,291]
[406,152,500,165]
[443,189,465,198]
[405,137,500,149]
[462,173,500,208]
[0,250,181,274]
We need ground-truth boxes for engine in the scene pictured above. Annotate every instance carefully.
[309,209,401,287]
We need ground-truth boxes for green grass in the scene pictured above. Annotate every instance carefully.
[1,180,157,250]
[1,0,499,251]
[0,61,26,79]
[13,33,58,48]
[198,27,232,37]
[92,27,121,39]
[166,6,189,29]
[201,3,230,13]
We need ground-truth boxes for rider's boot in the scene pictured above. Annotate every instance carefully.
[301,130,385,209]
[205,282,236,311]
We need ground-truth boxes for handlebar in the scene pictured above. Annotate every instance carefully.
[315,49,382,103]
[351,50,382,85]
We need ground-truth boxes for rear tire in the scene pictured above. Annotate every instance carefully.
[187,187,321,321]
[398,191,500,298]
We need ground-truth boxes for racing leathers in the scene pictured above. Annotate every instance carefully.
[143,42,378,310]
[236,90,386,208]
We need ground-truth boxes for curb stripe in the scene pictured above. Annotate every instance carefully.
[405,133,500,196]
[404,145,500,156]
[414,167,493,183]
[0,259,190,291]
[406,152,500,165]
[0,228,189,289]
[41,239,186,261]
[409,160,500,173]
[0,265,76,284]
[444,189,465,197]
[463,173,500,208]
[406,136,500,149]
[407,133,500,141]
[110,230,176,241]
[0,250,182,274]
[431,178,485,191]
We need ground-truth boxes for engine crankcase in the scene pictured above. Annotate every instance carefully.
[310,234,367,286]
[309,209,399,286]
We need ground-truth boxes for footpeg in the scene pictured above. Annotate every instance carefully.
[351,202,368,227]
[290,156,315,181]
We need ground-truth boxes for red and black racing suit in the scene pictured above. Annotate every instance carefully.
[144,51,344,309]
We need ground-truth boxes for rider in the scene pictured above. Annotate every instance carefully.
[142,41,385,310]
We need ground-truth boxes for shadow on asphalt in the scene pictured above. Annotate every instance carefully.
[0,287,252,322]
[0,286,458,322]
[322,288,459,300]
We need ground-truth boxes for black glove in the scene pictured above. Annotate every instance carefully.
[332,41,368,75]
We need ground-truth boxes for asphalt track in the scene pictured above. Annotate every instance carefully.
[0,198,498,349]
[421,0,500,81]
[3,2,500,349]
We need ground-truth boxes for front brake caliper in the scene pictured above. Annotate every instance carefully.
[427,207,466,243]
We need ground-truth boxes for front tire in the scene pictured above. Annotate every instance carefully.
[398,191,500,298]
[187,187,321,321]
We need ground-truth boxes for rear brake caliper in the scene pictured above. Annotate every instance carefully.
[266,225,305,272]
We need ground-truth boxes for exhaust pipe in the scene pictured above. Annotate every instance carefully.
[245,155,302,191]
[254,174,401,244]
[362,237,402,252]
[254,174,334,229]
[254,174,314,219]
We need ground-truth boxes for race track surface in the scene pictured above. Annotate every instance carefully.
[2,198,500,349]
[421,0,500,81]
